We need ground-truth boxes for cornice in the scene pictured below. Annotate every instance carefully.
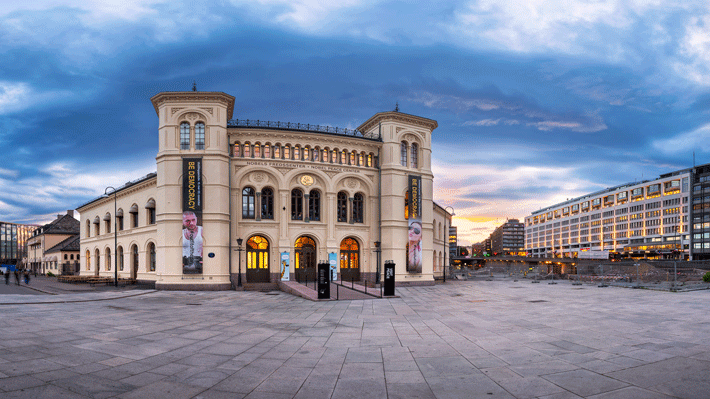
[228,129,381,150]
[77,177,157,212]
[358,111,438,134]
[150,92,236,120]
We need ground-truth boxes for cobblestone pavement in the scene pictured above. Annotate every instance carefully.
[1,280,709,398]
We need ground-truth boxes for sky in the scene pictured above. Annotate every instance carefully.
[2,0,710,245]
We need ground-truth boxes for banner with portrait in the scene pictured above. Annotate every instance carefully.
[407,174,422,273]
[182,158,203,274]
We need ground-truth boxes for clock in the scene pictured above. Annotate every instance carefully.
[300,175,314,186]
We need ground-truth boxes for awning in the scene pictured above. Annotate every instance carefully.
[129,204,139,213]
[116,208,124,217]
[145,198,156,209]
[103,212,111,221]
[93,216,100,224]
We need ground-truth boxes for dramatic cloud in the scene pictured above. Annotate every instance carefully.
[651,123,710,155]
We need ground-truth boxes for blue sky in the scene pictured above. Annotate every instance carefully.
[2,1,710,244]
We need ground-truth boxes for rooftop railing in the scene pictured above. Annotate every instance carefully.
[227,119,380,141]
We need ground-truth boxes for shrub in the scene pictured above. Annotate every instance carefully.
[704,271,710,283]
[47,271,55,277]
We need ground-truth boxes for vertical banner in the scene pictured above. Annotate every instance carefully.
[328,252,337,281]
[182,158,203,274]
[280,252,290,281]
[408,174,422,273]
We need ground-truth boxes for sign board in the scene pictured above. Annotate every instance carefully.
[407,174,422,273]
[384,261,395,296]
[328,252,337,281]
[317,262,330,299]
[280,252,290,281]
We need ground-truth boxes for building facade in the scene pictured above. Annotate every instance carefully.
[525,166,694,259]
[489,219,524,256]
[0,222,37,267]
[77,91,452,290]
[26,211,80,274]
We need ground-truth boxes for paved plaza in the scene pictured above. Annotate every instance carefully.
[0,279,709,398]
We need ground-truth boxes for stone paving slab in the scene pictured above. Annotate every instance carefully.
[1,280,709,398]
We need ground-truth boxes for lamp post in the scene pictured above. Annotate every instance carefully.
[444,206,455,283]
[374,241,381,284]
[236,238,243,287]
[104,186,118,288]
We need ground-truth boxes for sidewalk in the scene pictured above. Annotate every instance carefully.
[0,275,156,305]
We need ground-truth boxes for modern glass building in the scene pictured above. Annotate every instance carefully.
[0,222,38,266]
[525,165,695,260]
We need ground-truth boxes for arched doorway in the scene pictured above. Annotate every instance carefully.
[295,236,316,283]
[340,238,360,282]
[246,235,270,283]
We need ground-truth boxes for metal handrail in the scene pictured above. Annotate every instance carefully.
[227,119,380,140]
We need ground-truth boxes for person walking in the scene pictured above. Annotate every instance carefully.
[14,269,20,285]
[23,269,30,285]
[4,270,9,285]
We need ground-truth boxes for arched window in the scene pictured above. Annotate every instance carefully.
[340,150,347,164]
[104,213,111,234]
[146,199,156,225]
[244,143,251,158]
[95,249,100,271]
[180,122,190,150]
[242,187,256,219]
[309,190,320,221]
[149,243,156,271]
[118,246,124,271]
[130,204,139,228]
[404,190,409,219]
[303,146,310,161]
[400,142,408,166]
[322,148,328,162]
[337,192,348,222]
[350,151,356,165]
[86,250,91,270]
[93,216,100,236]
[358,153,364,166]
[233,143,241,157]
[284,145,291,159]
[264,144,271,158]
[117,209,124,231]
[105,248,111,271]
[352,193,364,223]
[86,220,91,238]
[291,189,303,220]
[294,145,300,160]
[254,143,261,158]
[132,245,139,273]
[261,188,274,219]
[195,122,205,150]
[331,149,337,163]
[368,153,373,167]
[411,143,418,168]
[313,147,319,162]
[274,144,281,159]
[339,238,360,280]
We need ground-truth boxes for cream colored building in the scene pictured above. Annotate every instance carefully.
[77,91,452,290]
[26,211,79,275]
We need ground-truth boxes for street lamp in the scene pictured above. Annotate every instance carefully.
[374,241,381,284]
[236,238,243,287]
[444,206,455,283]
[104,186,118,288]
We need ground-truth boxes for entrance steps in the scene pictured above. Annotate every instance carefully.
[241,282,279,292]
[278,280,323,301]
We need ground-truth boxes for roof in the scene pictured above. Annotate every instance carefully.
[45,235,80,254]
[37,214,80,236]
[76,172,157,211]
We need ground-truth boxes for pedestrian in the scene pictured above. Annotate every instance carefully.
[14,269,20,285]
[4,270,9,285]
[23,269,30,285]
